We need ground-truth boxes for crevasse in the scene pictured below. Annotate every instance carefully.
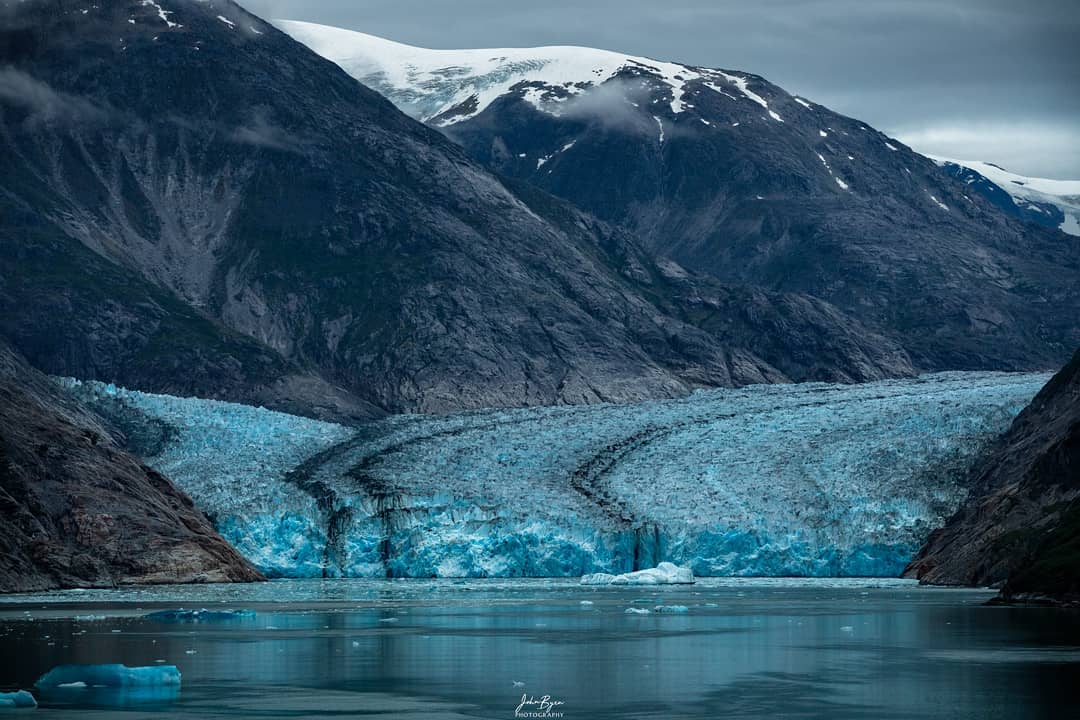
[59,372,1048,578]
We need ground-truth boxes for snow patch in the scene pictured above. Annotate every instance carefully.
[929,194,949,211]
[794,97,812,108]
[140,0,178,28]
[217,15,235,28]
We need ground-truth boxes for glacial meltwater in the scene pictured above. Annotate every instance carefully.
[1,579,1078,719]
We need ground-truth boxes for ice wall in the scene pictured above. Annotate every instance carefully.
[60,372,1048,578]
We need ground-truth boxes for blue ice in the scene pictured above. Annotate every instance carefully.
[35,664,181,688]
[0,691,36,708]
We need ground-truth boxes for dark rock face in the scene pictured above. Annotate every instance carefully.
[906,348,1080,601]
[0,0,914,415]
[0,342,263,593]
[440,64,1080,372]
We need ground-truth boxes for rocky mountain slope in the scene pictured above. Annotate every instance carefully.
[0,0,915,417]
[283,22,1080,372]
[0,341,262,593]
[906,348,1080,602]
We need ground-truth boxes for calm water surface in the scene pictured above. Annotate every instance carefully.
[1,578,1078,719]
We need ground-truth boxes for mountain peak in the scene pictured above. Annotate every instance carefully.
[275,20,785,127]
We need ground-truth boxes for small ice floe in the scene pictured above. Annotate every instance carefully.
[581,562,694,586]
[145,609,255,623]
[513,681,525,688]
[579,600,594,606]
[625,608,651,615]
[840,626,854,633]
[36,664,181,688]
[0,690,37,708]
[653,605,689,614]
[378,617,399,623]
[184,650,197,655]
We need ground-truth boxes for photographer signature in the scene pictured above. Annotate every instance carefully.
[515,693,566,717]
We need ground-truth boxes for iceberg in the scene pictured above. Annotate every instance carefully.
[653,605,690,613]
[60,372,1048,578]
[0,691,36,708]
[35,664,181,689]
[144,609,255,623]
[582,562,695,585]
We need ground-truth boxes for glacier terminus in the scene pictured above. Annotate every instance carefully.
[60,371,1047,580]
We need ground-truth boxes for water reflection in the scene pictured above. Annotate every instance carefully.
[0,580,1077,718]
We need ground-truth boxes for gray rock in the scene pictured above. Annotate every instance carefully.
[906,348,1080,601]
[0,341,264,593]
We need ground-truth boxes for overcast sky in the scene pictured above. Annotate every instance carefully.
[246,0,1080,179]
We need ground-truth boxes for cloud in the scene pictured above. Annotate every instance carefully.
[229,110,303,152]
[0,67,108,124]
[555,76,653,132]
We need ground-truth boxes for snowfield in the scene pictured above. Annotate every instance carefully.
[61,372,1048,579]
[930,156,1080,236]
[276,20,787,126]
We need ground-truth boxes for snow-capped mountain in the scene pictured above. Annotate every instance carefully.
[279,21,1080,373]
[932,158,1080,237]
[276,20,785,127]
[0,0,920,420]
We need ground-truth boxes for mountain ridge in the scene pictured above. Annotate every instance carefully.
[282,21,1080,375]
[0,0,914,419]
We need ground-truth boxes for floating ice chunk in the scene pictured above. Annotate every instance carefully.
[513,681,525,688]
[145,608,255,623]
[0,691,36,708]
[579,600,594,605]
[580,573,618,585]
[624,608,651,615]
[653,605,689,613]
[36,664,181,689]
[840,625,854,632]
[582,562,693,585]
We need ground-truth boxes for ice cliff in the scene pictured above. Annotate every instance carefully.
[60,372,1048,578]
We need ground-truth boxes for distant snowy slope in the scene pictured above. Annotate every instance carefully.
[931,157,1080,236]
[275,19,784,126]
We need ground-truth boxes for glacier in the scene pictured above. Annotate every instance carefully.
[60,372,1048,579]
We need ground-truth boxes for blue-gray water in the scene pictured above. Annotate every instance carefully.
[1,579,1078,718]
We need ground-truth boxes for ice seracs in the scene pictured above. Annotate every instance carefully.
[62,372,1047,579]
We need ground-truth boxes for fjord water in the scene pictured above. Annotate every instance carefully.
[1,579,1078,719]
